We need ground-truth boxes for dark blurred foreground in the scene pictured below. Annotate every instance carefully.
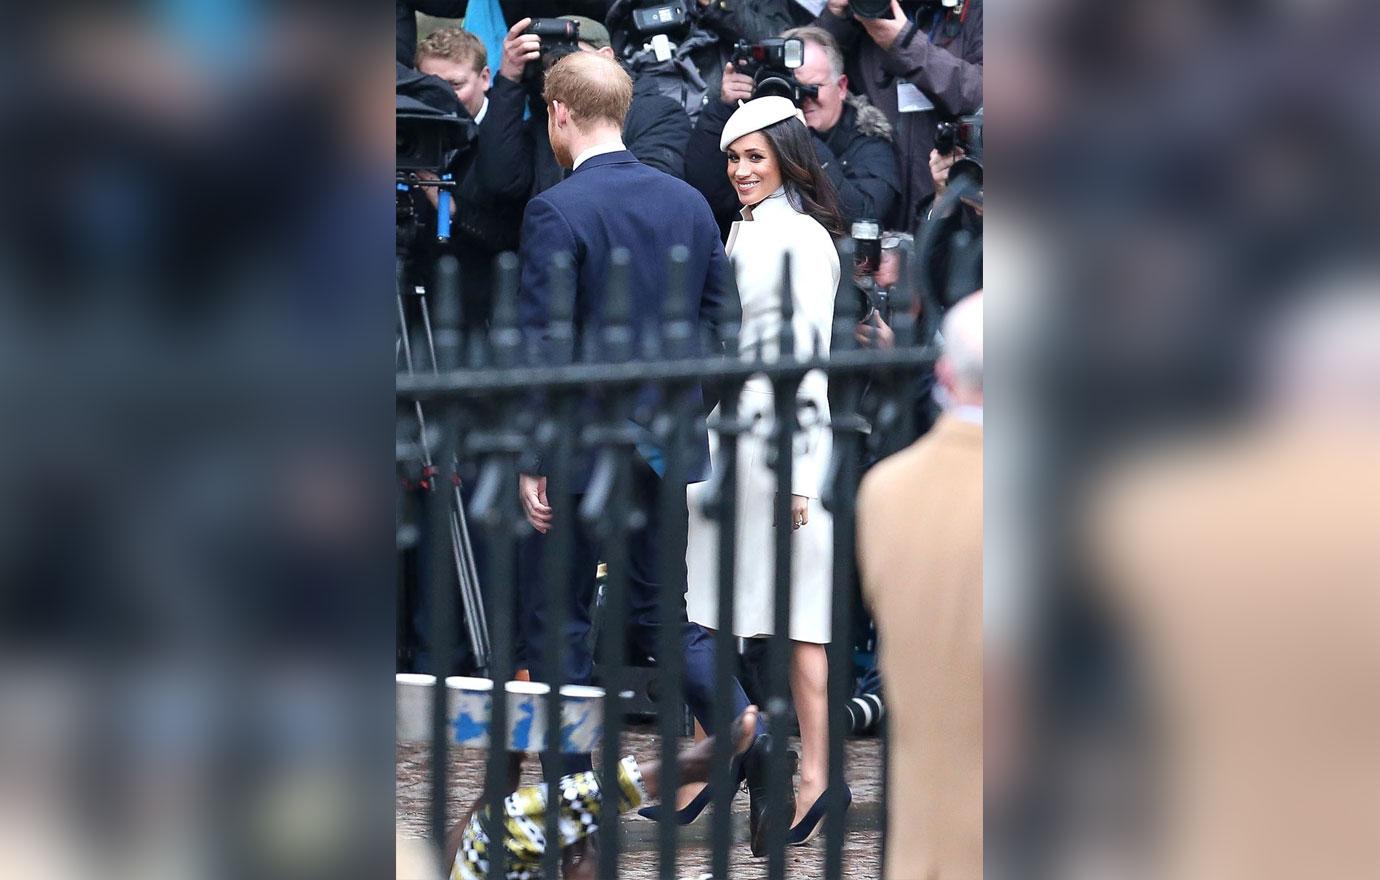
[0,4,395,879]
[985,1,1380,878]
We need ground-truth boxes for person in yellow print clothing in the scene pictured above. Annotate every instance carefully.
[448,706,760,880]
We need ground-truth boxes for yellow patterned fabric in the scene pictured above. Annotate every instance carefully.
[451,756,646,880]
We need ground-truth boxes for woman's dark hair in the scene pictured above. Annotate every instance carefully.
[758,116,845,238]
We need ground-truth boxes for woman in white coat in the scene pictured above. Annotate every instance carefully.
[685,96,849,852]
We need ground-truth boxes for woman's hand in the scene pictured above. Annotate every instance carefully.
[791,494,809,530]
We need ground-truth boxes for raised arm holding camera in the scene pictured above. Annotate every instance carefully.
[484,13,692,202]
[816,0,982,230]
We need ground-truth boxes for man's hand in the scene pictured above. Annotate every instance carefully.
[519,473,552,533]
[929,147,963,197]
[500,18,541,83]
[412,170,456,218]
[826,0,850,18]
[720,63,755,106]
[855,308,896,349]
[791,494,810,530]
[858,0,908,50]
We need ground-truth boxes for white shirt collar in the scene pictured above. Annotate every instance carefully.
[473,97,489,126]
[573,139,627,170]
[739,186,802,221]
[951,404,984,426]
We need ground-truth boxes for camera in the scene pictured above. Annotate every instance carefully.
[522,18,582,78]
[850,0,894,20]
[525,17,581,49]
[852,220,882,275]
[396,113,474,173]
[631,0,692,37]
[936,108,982,190]
[934,111,982,161]
[731,38,818,106]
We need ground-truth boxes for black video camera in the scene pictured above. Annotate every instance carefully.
[397,113,475,173]
[396,63,477,174]
[731,38,817,106]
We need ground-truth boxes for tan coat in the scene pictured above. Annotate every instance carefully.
[857,415,984,880]
[1091,425,1380,880]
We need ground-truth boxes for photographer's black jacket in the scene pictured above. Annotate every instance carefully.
[481,74,691,198]
[410,75,529,325]
[816,0,982,230]
[685,93,901,237]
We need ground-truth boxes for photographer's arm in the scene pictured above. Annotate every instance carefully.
[815,0,865,58]
[810,133,900,227]
[683,89,743,230]
[874,0,983,117]
[698,0,805,43]
[472,77,536,200]
[625,94,691,179]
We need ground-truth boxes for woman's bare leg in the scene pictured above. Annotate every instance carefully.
[790,641,830,826]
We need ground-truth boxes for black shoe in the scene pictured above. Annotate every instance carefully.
[744,736,800,857]
[744,733,771,857]
[785,785,852,847]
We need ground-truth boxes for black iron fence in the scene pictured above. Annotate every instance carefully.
[397,238,935,880]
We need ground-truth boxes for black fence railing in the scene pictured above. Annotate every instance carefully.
[397,237,935,879]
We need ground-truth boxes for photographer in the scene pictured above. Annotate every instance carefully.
[409,29,529,320]
[684,28,900,235]
[853,230,911,350]
[487,15,691,199]
[815,0,982,230]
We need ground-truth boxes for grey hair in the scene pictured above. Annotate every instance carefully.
[941,292,984,392]
[782,26,844,80]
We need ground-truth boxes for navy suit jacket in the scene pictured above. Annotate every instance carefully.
[518,150,730,487]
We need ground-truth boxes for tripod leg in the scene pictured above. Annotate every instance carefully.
[450,505,486,672]
[454,481,491,664]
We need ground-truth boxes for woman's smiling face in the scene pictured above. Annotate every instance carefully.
[726,132,782,206]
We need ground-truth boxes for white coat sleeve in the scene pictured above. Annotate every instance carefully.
[785,232,841,498]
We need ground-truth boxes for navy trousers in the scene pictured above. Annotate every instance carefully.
[519,458,754,775]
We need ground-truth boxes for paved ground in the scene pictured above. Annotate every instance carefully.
[398,724,883,878]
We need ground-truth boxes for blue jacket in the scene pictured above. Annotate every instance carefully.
[518,150,730,486]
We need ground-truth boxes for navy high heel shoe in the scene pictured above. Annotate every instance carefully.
[636,780,715,824]
[637,755,745,825]
[785,785,852,846]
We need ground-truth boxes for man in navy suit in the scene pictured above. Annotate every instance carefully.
[515,52,762,786]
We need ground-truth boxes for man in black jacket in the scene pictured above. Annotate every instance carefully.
[489,14,692,199]
[685,26,900,235]
[815,0,982,230]
[412,28,526,325]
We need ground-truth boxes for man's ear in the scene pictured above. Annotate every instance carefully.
[551,100,568,128]
[597,46,615,60]
[839,73,849,95]
[480,66,491,93]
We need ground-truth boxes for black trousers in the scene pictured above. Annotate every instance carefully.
[518,458,753,775]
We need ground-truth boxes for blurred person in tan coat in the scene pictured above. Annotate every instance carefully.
[857,291,984,880]
[1088,280,1380,880]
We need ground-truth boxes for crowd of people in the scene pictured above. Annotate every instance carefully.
[399,0,981,327]
[396,2,982,877]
